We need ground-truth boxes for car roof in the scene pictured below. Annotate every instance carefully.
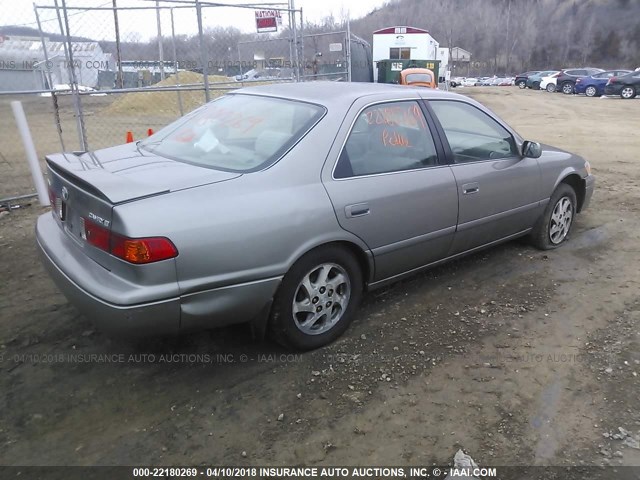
[234,81,462,105]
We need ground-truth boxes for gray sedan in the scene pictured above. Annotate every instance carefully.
[37,82,595,349]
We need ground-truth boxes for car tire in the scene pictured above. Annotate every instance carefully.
[620,86,637,99]
[517,80,526,89]
[530,183,577,250]
[546,83,556,93]
[269,245,363,350]
[532,81,540,90]
[561,82,574,94]
[585,86,598,97]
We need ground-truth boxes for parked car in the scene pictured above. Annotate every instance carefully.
[540,72,561,92]
[604,70,640,99]
[37,82,595,349]
[461,77,479,87]
[526,70,559,90]
[450,76,464,87]
[514,71,541,88]
[498,78,513,86]
[574,70,631,97]
[555,68,604,94]
[399,68,437,88]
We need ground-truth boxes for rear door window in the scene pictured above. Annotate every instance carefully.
[334,101,438,178]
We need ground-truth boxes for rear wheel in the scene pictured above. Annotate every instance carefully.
[530,184,577,250]
[621,86,636,99]
[269,246,363,350]
[546,83,556,93]
[585,85,598,97]
[562,81,574,94]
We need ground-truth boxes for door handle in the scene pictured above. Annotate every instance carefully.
[462,182,480,195]
[345,203,370,218]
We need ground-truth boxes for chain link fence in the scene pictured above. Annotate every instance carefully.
[0,1,366,201]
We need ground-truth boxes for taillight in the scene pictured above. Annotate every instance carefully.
[576,78,582,83]
[81,217,178,264]
[111,234,178,264]
[552,73,560,78]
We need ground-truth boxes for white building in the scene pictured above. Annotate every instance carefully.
[372,26,449,82]
[0,35,112,91]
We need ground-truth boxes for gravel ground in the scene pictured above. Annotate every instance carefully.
[0,87,639,472]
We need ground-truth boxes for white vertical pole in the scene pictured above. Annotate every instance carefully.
[11,101,50,207]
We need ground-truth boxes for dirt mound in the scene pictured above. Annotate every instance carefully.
[103,71,235,116]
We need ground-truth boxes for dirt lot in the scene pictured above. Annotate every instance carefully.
[1,87,639,473]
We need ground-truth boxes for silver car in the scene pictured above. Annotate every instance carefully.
[37,82,595,349]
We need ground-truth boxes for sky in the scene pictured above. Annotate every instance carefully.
[1,0,386,41]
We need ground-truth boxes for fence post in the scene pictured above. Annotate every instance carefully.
[196,0,211,102]
[55,0,88,151]
[11,101,50,207]
[33,3,66,152]
[156,0,165,81]
[346,15,352,82]
[170,8,184,116]
[112,0,124,89]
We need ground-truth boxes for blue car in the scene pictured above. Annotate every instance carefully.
[575,70,631,97]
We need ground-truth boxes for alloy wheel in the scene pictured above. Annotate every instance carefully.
[549,196,573,244]
[292,263,351,335]
[585,86,597,97]
[621,87,635,99]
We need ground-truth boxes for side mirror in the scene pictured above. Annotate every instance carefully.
[522,140,542,159]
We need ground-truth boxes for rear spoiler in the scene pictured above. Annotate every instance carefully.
[46,153,169,205]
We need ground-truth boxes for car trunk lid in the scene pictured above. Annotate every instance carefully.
[46,143,241,263]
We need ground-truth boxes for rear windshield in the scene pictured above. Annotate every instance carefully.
[139,94,325,172]
[405,73,433,84]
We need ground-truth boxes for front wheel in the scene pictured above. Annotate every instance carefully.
[585,86,598,97]
[269,246,363,350]
[517,80,526,89]
[530,184,577,250]
[621,86,636,99]
[562,82,575,94]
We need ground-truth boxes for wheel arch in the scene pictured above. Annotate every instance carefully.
[559,173,587,212]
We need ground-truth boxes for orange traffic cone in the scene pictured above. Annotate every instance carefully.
[125,131,134,143]
[147,128,154,136]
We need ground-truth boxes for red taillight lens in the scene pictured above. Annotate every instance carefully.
[552,73,560,78]
[81,217,178,264]
[111,234,178,264]
[82,218,110,251]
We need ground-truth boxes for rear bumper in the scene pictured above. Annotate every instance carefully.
[37,213,282,337]
[582,174,595,212]
[37,214,181,336]
[573,83,587,94]
[604,84,623,95]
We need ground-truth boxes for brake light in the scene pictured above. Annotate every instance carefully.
[81,218,178,264]
[576,78,582,83]
[111,234,178,264]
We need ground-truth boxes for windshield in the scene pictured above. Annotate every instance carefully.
[139,94,325,172]
[406,73,433,84]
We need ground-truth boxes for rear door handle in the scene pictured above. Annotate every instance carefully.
[345,203,370,218]
[462,182,480,195]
